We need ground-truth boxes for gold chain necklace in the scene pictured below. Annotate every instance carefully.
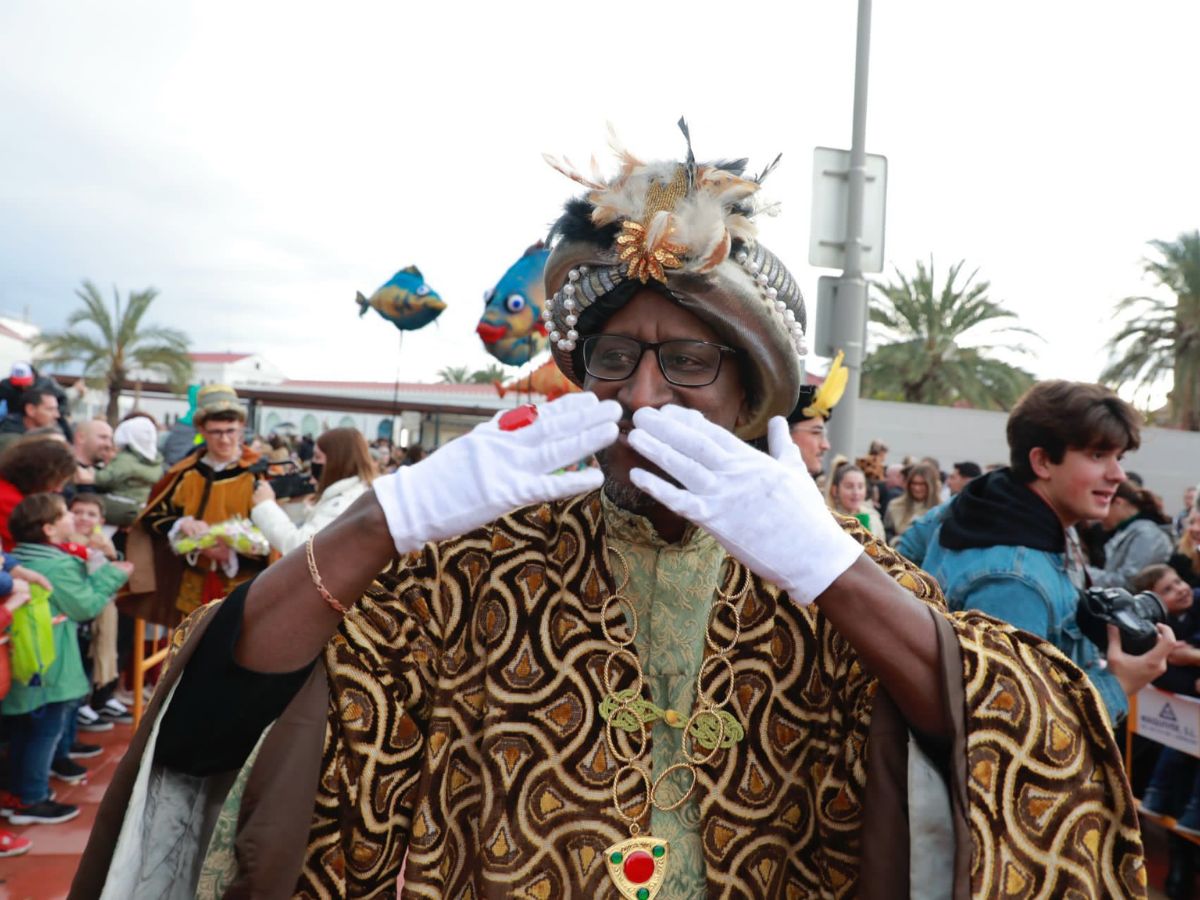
[599,546,747,900]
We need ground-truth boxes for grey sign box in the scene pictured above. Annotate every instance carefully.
[808,146,888,273]
[813,275,841,359]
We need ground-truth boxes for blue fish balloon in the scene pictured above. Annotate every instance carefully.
[476,244,551,366]
[356,265,446,332]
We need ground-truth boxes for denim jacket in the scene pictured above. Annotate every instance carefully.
[924,532,1126,723]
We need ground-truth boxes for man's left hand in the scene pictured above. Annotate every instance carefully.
[628,406,863,604]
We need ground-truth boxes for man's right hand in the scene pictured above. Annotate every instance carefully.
[178,517,209,538]
[1107,623,1183,696]
[374,392,620,553]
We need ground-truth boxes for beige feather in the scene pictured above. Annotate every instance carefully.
[726,214,758,244]
[607,121,644,177]
[696,166,760,205]
[542,153,606,191]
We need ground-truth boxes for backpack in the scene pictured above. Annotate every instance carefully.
[9,583,55,685]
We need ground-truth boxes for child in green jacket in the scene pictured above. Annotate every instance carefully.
[1,493,131,825]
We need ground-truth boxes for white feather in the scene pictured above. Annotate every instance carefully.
[670,192,729,269]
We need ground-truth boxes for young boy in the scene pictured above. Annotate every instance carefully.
[0,493,131,825]
[1135,563,1200,833]
[923,380,1178,725]
[68,493,133,732]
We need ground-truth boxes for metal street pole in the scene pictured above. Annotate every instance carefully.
[826,0,872,464]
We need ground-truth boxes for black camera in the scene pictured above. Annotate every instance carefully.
[249,459,317,500]
[1076,586,1167,656]
[268,471,317,500]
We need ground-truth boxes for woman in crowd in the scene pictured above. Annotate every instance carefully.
[1088,481,1173,589]
[826,462,885,540]
[884,461,940,543]
[93,414,164,528]
[1170,507,1200,588]
[250,427,375,555]
[0,436,78,550]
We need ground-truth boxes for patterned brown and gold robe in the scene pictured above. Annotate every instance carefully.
[73,491,1148,898]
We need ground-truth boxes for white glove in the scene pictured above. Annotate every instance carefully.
[627,405,863,604]
[374,392,620,553]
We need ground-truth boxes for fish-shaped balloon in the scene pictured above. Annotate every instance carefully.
[356,266,446,332]
[476,244,551,366]
[495,357,579,402]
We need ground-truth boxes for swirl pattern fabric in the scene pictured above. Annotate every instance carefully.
[164,493,1146,897]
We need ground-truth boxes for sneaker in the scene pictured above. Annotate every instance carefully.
[76,703,101,725]
[1,788,55,817]
[0,828,32,857]
[98,698,134,725]
[77,716,114,733]
[68,742,103,760]
[0,791,20,819]
[50,758,88,785]
[6,799,79,825]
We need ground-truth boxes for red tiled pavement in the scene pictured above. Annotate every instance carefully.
[0,723,131,900]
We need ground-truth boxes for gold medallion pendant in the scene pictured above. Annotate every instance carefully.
[604,836,670,899]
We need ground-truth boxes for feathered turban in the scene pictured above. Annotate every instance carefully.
[541,121,807,439]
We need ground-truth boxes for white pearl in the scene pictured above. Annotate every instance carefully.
[579,265,590,274]
[541,307,553,320]
[756,274,769,286]
[563,298,576,311]
[563,283,575,297]
[565,314,577,326]
[775,301,787,313]
[784,308,795,321]
[747,262,760,274]
[566,329,578,340]
[568,270,580,282]
[766,287,778,300]
[550,331,561,342]
[557,339,571,350]
[735,251,748,264]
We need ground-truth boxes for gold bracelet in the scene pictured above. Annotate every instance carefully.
[305,537,348,615]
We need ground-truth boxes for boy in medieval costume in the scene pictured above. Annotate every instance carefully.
[126,385,264,624]
[75,126,1156,898]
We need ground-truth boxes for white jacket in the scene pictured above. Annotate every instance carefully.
[250,476,370,556]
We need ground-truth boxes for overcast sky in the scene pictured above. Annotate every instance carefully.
[2,2,1197,404]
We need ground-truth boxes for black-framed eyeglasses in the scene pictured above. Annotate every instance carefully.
[581,334,738,387]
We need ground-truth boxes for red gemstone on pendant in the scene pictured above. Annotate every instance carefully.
[499,404,539,431]
[623,850,655,884]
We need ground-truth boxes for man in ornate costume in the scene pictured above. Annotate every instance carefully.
[787,352,847,479]
[75,127,1149,899]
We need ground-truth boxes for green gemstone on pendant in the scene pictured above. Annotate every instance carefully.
[637,890,650,900]
[652,845,665,858]
[610,851,623,864]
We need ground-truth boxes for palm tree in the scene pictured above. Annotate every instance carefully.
[436,365,471,384]
[468,364,506,385]
[35,281,192,424]
[1100,231,1200,430]
[862,258,1038,410]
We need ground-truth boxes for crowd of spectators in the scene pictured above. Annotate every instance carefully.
[0,374,423,858]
